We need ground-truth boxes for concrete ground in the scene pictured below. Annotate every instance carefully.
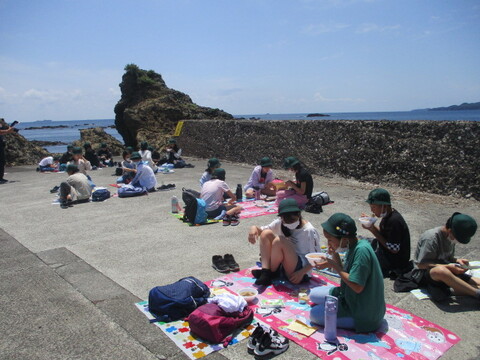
[0,158,479,360]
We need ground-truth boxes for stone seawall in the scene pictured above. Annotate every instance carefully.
[178,119,480,200]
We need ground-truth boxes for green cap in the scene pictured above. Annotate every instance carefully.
[451,213,477,244]
[126,146,134,154]
[67,145,73,150]
[66,164,78,173]
[212,168,226,180]
[208,158,221,168]
[366,188,391,205]
[322,213,357,238]
[83,142,91,148]
[283,156,299,169]
[140,141,148,150]
[72,147,82,155]
[168,138,177,144]
[130,151,142,160]
[278,198,301,215]
[259,157,273,167]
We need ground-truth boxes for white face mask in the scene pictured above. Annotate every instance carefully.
[283,220,300,230]
[336,239,349,253]
[378,206,387,218]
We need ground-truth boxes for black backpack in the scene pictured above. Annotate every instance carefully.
[148,276,210,322]
[182,188,201,223]
[91,188,111,202]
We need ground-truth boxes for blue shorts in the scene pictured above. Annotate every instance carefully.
[206,205,227,219]
[271,256,310,283]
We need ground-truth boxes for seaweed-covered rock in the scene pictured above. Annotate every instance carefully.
[114,64,233,149]
[72,127,124,156]
[1,118,50,165]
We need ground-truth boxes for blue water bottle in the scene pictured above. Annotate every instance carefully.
[324,295,338,342]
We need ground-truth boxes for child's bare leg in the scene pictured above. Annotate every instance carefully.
[259,230,276,269]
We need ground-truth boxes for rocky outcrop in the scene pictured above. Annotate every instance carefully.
[179,119,480,200]
[114,64,233,149]
[1,119,50,165]
[72,127,124,156]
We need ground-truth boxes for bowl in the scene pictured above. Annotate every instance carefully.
[305,252,328,266]
[238,287,258,303]
[254,200,268,207]
[359,216,376,227]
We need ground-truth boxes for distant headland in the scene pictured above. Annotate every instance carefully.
[425,101,480,111]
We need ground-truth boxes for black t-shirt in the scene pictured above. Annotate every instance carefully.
[295,167,313,198]
[85,149,100,167]
[379,209,411,270]
[59,151,73,164]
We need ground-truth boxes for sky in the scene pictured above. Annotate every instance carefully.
[1,0,479,122]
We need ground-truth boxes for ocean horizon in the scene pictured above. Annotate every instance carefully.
[16,109,480,153]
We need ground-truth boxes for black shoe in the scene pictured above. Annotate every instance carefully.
[230,215,240,226]
[224,254,240,272]
[60,201,69,209]
[166,184,176,189]
[0,179,8,184]
[212,255,230,273]
[255,269,272,286]
[157,184,170,191]
[50,185,60,193]
[222,215,231,226]
[247,323,267,354]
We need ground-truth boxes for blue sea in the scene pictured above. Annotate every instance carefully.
[17,110,480,153]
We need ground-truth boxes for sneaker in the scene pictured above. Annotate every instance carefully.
[50,185,60,193]
[60,201,69,209]
[254,330,289,357]
[230,215,240,226]
[166,184,176,189]
[247,323,267,354]
[212,255,230,273]
[157,184,170,191]
[223,215,231,226]
[0,179,8,184]
[224,254,240,272]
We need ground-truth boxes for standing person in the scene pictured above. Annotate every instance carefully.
[0,123,15,183]
[275,156,313,209]
[83,142,101,169]
[362,188,412,278]
[310,213,385,333]
[129,151,157,192]
[244,157,276,198]
[59,164,92,209]
[200,168,242,225]
[199,158,221,187]
[247,198,321,286]
[412,212,479,302]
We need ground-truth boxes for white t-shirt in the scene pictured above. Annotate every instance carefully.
[201,179,230,211]
[261,218,321,265]
[39,156,53,167]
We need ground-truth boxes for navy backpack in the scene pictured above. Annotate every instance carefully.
[148,277,210,322]
[91,188,111,202]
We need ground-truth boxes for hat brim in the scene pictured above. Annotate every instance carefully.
[278,205,301,215]
[261,162,273,167]
[321,220,339,237]
[365,199,391,205]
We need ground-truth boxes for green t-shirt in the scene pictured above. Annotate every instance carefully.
[330,239,386,332]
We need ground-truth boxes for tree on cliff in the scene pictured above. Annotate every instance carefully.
[114,64,233,149]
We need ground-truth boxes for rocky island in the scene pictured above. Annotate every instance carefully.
[114,64,233,149]
[428,101,480,111]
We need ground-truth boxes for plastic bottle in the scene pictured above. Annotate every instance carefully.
[324,295,338,342]
[171,196,179,213]
[235,184,242,202]
[255,189,261,200]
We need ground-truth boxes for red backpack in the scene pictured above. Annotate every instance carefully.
[186,303,254,347]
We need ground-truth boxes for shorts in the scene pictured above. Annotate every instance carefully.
[271,255,310,283]
[206,205,227,219]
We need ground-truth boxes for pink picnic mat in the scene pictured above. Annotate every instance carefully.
[206,268,460,360]
[237,199,278,219]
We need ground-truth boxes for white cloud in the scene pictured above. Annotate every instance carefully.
[356,23,400,34]
[314,93,365,103]
[302,23,350,35]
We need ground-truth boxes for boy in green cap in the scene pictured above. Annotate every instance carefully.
[363,188,411,278]
[310,213,385,333]
[412,212,479,301]
[59,164,92,209]
[199,158,221,187]
[244,157,276,198]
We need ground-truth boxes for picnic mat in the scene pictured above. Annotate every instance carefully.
[237,199,278,219]
[411,261,480,300]
[205,268,460,360]
[135,300,257,359]
[171,212,220,226]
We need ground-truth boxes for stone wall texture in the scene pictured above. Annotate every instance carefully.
[178,119,480,200]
